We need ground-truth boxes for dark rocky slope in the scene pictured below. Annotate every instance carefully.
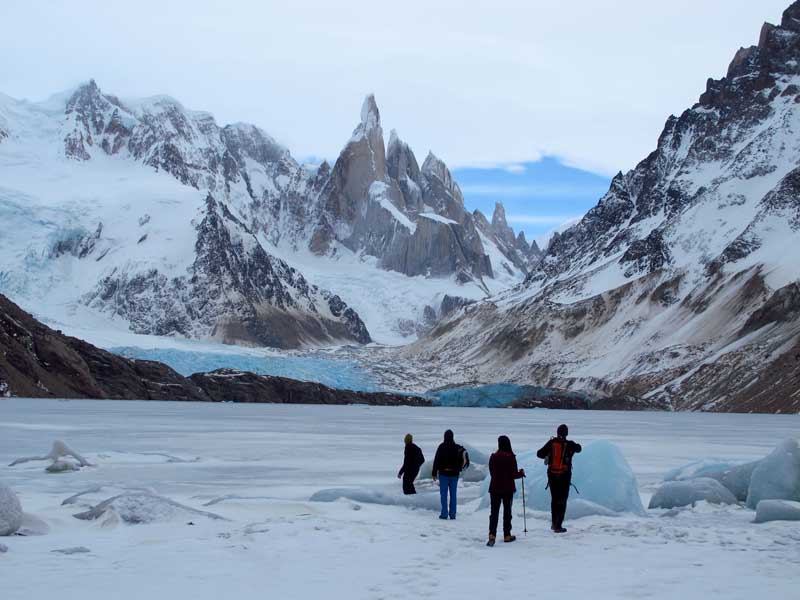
[0,294,427,406]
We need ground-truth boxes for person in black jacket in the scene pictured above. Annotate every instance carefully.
[536,424,581,533]
[487,435,525,546]
[431,429,467,520]
[397,433,425,495]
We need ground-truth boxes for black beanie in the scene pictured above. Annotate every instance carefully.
[444,429,454,442]
[557,424,568,438]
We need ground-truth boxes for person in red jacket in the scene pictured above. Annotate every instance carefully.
[487,435,525,546]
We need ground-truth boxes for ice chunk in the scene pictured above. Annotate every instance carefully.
[480,440,645,516]
[461,443,489,465]
[746,439,800,509]
[9,440,92,470]
[461,463,488,483]
[649,478,738,509]
[46,459,81,473]
[663,460,740,482]
[754,499,800,523]
[664,459,759,501]
[309,488,442,512]
[73,492,227,524]
[702,461,760,501]
[0,543,7,553]
[0,482,23,536]
[566,499,621,519]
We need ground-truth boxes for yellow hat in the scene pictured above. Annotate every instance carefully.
[404,433,413,444]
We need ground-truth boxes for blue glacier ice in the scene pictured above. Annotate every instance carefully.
[110,347,382,392]
[428,383,590,408]
[479,440,645,516]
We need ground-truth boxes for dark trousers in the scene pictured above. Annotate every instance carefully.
[402,470,418,495]
[489,493,514,536]
[548,472,571,529]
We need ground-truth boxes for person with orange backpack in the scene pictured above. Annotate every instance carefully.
[536,424,581,533]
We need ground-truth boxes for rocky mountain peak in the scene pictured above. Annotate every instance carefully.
[491,202,517,246]
[782,0,800,31]
[421,152,458,196]
[359,93,381,131]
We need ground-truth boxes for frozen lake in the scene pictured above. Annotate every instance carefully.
[1,400,799,599]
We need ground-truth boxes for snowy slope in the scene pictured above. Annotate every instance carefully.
[0,83,530,347]
[407,3,800,413]
[0,87,368,349]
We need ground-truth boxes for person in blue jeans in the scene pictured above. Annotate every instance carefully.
[431,429,468,520]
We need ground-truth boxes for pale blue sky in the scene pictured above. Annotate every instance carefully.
[0,0,789,236]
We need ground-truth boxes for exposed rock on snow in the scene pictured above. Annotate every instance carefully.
[754,499,800,523]
[9,440,92,470]
[72,492,227,524]
[649,478,738,509]
[746,439,800,508]
[0,482,23,536]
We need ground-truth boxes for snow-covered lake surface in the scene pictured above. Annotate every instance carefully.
[1,400,798,599]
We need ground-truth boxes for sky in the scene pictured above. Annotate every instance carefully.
[0,0,790,238]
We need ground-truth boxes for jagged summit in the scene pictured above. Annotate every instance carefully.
[360,93,380,128]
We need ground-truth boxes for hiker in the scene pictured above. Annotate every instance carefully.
[397,433,425,495]
[537,424,581,533]
[487,435,525,547]
[431,429,469,520]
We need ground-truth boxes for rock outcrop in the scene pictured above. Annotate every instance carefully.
[407,2,800,414]
[0,293,427,405]
[309,96,525,282]
[84,194,370,348]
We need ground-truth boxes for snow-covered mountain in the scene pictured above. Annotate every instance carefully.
[407,2,800,413]
[0,82,531,347]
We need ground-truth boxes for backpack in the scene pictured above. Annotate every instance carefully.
[546,438,569,475]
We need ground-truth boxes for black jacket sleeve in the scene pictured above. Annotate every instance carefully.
[536,439,552,459]
[416,446,425,468]
[432,445,442,478]
[570,441,582,454]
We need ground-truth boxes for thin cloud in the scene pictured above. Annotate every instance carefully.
[506,214,584,225]
[460,183,607,198]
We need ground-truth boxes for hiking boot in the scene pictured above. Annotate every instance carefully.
[554,527,567,534]
[504,535,516,543]
[486,534,496,547]
[438,515,448,520]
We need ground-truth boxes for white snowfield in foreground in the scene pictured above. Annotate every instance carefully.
[1,400,799,600]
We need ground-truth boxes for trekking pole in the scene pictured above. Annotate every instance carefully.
[522,475,528,535]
